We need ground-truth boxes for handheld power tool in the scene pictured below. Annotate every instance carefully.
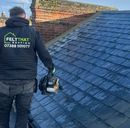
[39,68,64,95]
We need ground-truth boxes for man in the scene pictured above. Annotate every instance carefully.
[0,6,54,128]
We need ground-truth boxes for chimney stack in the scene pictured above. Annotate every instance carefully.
[1,11,6,17]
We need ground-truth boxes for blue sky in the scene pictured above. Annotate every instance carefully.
[0,0,31,18]
[0,0,130,18]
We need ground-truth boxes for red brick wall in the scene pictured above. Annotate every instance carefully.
[30,1,117,43]
[32,7,93,42]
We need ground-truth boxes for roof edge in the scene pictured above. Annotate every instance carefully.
[103,10,130,14]
[45,11,102,47]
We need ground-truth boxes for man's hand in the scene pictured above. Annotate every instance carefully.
[48,68,55,77]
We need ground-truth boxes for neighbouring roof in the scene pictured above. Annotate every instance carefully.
[0,17,8,20]
[31,11,130,128]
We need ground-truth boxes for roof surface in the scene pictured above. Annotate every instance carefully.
[31,11,130,128]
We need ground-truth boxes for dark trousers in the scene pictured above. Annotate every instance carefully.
[0,79,35,128]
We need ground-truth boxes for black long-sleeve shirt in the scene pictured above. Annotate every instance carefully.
[0,17,53,79]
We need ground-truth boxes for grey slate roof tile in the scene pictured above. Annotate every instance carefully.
[34,111,51,124]
[94,90,109,100]
[51,123,62,128]
[90,66,109,77]
[79,82,92,91]
[87,100,104,113]
[119,88,130,101]
[65,86,79,96]
[55,112,72,125]
[91,76,105,86]
[103,94,121,107]
[39,97,53,107]
[72,91,87,102]
[44,101,59,112]
[49,106,65,118]
[108,85,124,96]
[79,95,95,107]
[31,100,40,110]
[99,81,114,90]
[62,118,86,128]
[95,106,116,120]
[39,116,56,128]
[113,100,130,113]
[86,86,100,95]
[72,79,85,87]
[30,11,130,127]
[63,101,79,112]
[119,119,130,128]
[107,55,126,64]
[105,112,128,128]
[87,118,112,128]
[31,105,45,118]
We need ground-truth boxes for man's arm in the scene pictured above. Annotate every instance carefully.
[35,31,54,70]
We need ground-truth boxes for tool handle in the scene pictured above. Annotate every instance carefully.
[59,83,64,90]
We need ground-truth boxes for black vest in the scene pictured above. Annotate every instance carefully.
[0,17,37,79]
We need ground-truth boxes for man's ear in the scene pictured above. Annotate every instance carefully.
[23,14,27,19]
[21,14,26,19]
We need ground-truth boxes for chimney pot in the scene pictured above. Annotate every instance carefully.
[1,11,6,17]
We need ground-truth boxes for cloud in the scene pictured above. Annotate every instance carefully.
[12,0,30,4]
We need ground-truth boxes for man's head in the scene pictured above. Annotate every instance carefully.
[9,6,26,18]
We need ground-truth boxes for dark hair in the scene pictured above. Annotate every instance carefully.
[9,6,26,17]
